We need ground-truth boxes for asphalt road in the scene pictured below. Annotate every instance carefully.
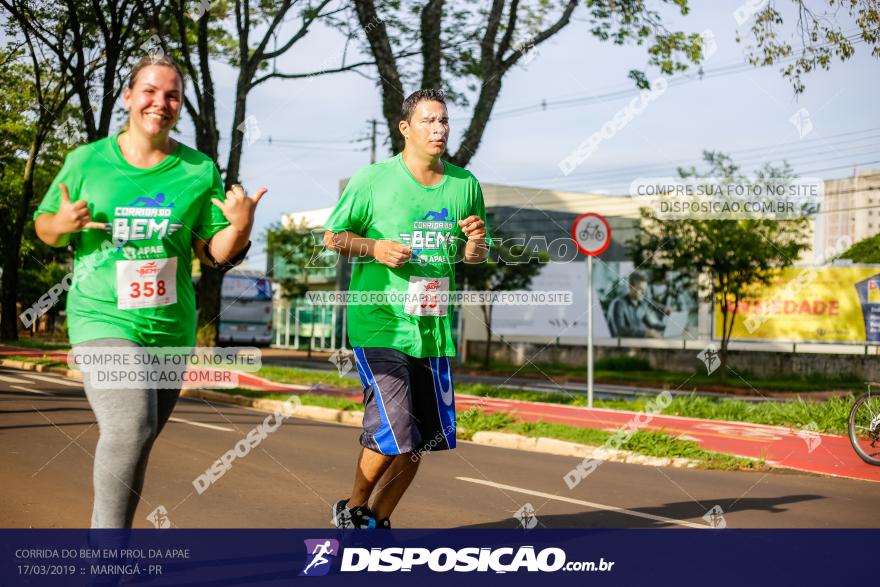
[2,366,879,529]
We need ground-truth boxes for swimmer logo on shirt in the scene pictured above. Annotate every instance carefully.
[108,193,183,242]
[400,208,457,263]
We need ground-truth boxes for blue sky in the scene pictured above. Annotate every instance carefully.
[172,1,880,270]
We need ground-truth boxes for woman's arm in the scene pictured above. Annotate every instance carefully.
[35,184,104,247]
[200,184,267,265]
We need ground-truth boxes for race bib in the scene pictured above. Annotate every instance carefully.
[116,257,177,310]
[404,276,449,317]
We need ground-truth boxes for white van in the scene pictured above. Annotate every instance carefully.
[217,271,274,346]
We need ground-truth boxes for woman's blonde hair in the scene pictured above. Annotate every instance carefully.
[124,54,185,131]
[127,53,185,91]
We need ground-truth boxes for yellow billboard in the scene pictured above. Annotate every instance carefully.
[714,266,880,343]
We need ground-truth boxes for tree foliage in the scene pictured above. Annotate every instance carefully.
[456,228,547,367]
[628,152,812,377]
[342,0,708,165]
[737,0,880,94]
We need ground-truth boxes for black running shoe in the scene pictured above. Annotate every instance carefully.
[331,499,377,529]
[377,518,391,529]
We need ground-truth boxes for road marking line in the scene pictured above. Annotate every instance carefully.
[456,476,708,529]
[0,374,30,384]
[9,385,54,396]
[21,373,82,387]
[168,417,234,432]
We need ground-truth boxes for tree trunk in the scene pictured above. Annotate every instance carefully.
[450,76,503,168]
[195,267,223,346]
[353,0,405,154]
[419,0,444,90]
[0,247,21,340]
[192,13,223,348]
[1,135,42,340]
[224,76,250,191]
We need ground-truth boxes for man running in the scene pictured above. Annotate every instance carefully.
[323,89,489,528]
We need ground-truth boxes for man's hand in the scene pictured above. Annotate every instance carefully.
[54,184,105,234]
[212,184,267,233]
[458,215,486,242]
[459,215,488,263]
[372,240,412,268]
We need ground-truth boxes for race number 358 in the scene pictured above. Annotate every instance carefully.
[116,257,178,310]
[129,280,167,298]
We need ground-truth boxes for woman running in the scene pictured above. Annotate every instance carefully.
[33,55,266,528]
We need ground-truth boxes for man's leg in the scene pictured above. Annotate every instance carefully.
[348,447,395,508]
[370,453,421,520]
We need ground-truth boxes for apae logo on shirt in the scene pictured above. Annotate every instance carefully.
[110,193,183,242]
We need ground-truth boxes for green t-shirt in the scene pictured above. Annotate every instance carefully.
[325,154,489,357]
[34,133,229,347]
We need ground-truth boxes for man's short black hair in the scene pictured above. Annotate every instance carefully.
[628,272,647,286]
[401,89,446,122]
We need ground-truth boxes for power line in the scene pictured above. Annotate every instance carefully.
[509,127,880,186]
[469,32,867,123]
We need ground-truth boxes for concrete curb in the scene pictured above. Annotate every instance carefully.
[469,431,701,468]
[1,358,82,380]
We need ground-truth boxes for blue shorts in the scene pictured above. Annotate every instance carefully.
[352,347,456,456]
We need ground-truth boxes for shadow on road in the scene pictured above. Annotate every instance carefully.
[456,494,825,528]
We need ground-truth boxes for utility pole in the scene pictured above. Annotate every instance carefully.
[369,118,377,164]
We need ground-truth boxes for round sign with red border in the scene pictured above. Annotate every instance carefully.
[571,213,611,256]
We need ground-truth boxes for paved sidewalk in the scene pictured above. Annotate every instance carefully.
[2,344,877,483]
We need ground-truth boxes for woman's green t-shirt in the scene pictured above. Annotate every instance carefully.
[34,134,229,347]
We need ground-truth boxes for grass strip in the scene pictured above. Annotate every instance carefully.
[3,355,67,368]
[465,356,865,392]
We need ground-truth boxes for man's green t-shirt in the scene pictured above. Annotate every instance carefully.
[34,133,229,348]
[324,154,489,358]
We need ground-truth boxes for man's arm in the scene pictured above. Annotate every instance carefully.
[458,215,488,263]
[323,230,412,269]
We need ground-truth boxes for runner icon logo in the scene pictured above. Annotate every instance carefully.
[697,344,721,375]
[300,539,339,577]
[514,503,539,529]
[703,505,727,529]
[329,349,355,377]
[796,422,822,453]
[146,505,172,529]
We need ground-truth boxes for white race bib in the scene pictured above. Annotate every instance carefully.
[404,276,449,317]
[116,257,177,310]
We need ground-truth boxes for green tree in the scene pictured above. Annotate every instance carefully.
[838,233,880,263]
[1,0,144,141]
[266,219,320,301]
[139,0,369,346]
[628,152,812,378]
[266,219,329,356]
[737,0,879,94]
[345,0,707,165]
[0,37,76,340]
[456,228,546,368]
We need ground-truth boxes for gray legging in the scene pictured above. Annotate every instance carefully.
[74,338,181,529]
